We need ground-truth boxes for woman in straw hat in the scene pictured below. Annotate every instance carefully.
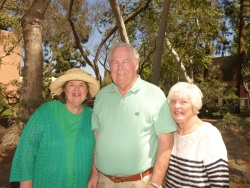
[10,68,100,188]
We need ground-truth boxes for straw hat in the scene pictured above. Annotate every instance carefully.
[50,68,100,98]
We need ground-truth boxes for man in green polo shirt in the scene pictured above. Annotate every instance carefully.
[88,42,177,188]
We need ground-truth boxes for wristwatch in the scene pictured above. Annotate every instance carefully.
[148,180,163,188]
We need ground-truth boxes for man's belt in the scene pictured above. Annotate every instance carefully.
[102,167,153,183]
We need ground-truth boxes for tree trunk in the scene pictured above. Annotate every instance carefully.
[109,0,130,44]
[235,0,244,114]
[151,0,171,85]
[243,82,250,109]
[165,38,192,83]
[19,0,51,125]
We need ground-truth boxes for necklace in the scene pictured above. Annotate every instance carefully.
[65,103,83,114]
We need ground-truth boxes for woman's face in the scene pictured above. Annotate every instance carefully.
[169,93,195,124]
[63,80,88,106]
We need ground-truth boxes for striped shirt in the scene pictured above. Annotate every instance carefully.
[165,123,229,188]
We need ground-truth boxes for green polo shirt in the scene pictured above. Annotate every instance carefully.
[92,77,177,176]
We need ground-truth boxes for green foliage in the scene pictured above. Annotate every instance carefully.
[42,77,54,102]
[220,113,241,127]
[0,85,6,114]
[244,117,250,125]
[101,73,112,88]
[0,12,21,32]
[0,0,25,32]
[0,13,20,31]
[1,109,12,116]
[42,0,92,72]
[137,0,224,89]
[0,80,20,117]
[197,65,238,118]
[1,0,249,123]
[216,113,250,141]
[223,0,250,84]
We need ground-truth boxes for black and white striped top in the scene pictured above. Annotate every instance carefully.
[165,122,229,188]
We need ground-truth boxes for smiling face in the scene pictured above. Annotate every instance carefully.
[109,46,139,94]
[63,80,88,107]
[169,93,196,125]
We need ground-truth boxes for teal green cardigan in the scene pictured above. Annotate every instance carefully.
[10,101,95,188]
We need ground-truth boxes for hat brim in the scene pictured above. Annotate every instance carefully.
[50,69,100,98]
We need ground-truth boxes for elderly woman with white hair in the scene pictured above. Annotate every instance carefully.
[165,82,229,188]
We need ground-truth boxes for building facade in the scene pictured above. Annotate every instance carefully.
[212,56,249,108]
[0,30,22,99]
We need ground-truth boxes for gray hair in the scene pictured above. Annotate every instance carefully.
[167,82,203,114]
[107,42,140,65]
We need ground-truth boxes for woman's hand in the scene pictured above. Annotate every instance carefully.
[20,180,32,188]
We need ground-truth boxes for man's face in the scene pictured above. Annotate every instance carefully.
[110,46,139,92]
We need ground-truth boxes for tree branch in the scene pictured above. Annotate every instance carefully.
[68,0,101,81]
[93,0,152,74]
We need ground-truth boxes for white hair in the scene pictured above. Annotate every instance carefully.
[167,82,203,114]
[107,42,140,65]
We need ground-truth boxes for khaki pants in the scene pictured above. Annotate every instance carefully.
[97,172,151,188]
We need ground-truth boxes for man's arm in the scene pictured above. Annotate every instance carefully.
[147,132,174,188]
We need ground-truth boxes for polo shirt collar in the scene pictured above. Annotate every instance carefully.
[109,75,143,94]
